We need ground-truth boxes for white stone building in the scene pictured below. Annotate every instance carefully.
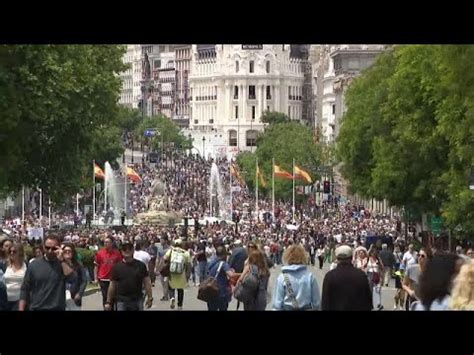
[119,45,143,109]
[188,44,307,155]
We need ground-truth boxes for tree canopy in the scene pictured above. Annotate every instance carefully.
[337,45,474,237]
[0,45,127,203]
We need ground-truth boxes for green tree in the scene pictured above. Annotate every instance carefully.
[0,45,127,203]
[237,121,322,199]
[260,110,290,125]
[135,114,191,152]
[338,45,474,238]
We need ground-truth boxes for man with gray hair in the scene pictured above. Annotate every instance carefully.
[379,243,395,287]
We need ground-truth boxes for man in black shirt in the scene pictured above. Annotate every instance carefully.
[321,245,372,311]
[19,235,75,311]
[105,241,153,311]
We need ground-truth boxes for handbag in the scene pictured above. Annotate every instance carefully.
[197,261,224,303]
[233,267,259,303]
[159,257,171,277]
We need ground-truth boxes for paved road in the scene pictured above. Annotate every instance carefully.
[82,262,398,311]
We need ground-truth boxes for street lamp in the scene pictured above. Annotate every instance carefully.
[202,136,206,159]
[469,170,474,190]
[188,134,192,156]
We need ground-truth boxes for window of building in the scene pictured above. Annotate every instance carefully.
[229,130,237,146]
[266,85,271,100]
[288,86,292,100]
[236,61,239,73]
[332,104,336,115]
[246,130,258,147]
[266,60,270,73]
[235,105,239,119]
[267,105,270,111]
[234,86,239,99]
[288,105,291,118]
[249,85,256,99]
[249,60,254,73]
[252,106,255,119]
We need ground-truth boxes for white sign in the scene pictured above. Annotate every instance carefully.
[231,186,241,192]
[27,227,44,240]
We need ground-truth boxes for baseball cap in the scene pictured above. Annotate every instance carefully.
[335,245,353,259]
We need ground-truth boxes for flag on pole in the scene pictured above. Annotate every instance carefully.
[257,165,267,188]
[126,167,142,183]
[274,165,293,180]
[294,165,312,184]
[94,164,105,179]
[231,163,245,187]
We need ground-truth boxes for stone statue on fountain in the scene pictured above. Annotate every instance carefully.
[134,178,182,225]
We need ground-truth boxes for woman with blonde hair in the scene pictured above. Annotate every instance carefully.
[449,260,474,310]
[272,244,320,310]
[4,242,27,311]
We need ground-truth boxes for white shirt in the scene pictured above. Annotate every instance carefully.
[263,245,271,257]
[134,250,151,270]
[4,263,27,301]
[403,251,418,266]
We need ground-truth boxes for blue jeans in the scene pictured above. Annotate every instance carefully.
[207,297,228,311]
[116,299,144,311]
[198,261,207,283]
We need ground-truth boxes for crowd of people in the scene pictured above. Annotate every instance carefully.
[0,150,473,311]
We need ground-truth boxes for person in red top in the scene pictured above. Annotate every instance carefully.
[93,236,122,309]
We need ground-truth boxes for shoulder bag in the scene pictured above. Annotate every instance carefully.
[197,261,224,303]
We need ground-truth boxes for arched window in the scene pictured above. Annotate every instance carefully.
[235,61,239,73]
[246,130,258,147]
[266,60,270,73]
[229,130,237,146]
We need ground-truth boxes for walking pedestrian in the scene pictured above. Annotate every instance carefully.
[272,245,320,310]
[316,244,325,270]
[4,242,27,311]
[164,239,191,310]
[365,246,384,310]
[402,247,432,310]
[206,246,234,311]
[94,236,123,309]
[62,243,87,311]
[379,244,395,287]
[321,245,372,311]
[449,259,474,310]
[19,235,75,311]
[237,249,270,311]
[105,241,153,311]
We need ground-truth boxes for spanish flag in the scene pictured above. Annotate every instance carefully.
[257,165,267,188]
[294,165,312,184]
[126,167,142,183]
[231,163,245,187]
[274,165,293,180]
[94,164,105,179]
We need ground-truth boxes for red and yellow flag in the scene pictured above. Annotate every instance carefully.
[294,165,312,184]
[126,167,142,183]
[94,164,105,179]
[231,163,245,187]
[274,165,293,180]
[257,165,267,188]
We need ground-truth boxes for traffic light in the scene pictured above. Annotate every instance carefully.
[323,180,330,194]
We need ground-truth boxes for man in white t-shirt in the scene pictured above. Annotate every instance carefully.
[134,240,151,271]
[402,244,418,268]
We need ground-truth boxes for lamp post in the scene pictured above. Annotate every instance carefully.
[188,134,192,156]
[469,170,474,190]
[202,136,206,159]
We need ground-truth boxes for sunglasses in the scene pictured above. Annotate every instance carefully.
[44,246,59,251]
[9,250,17,254]
[63,249,72,254]
[419,254,426,258]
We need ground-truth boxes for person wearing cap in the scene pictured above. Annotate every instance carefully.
[105,241,153,311]
[321,245,372,311]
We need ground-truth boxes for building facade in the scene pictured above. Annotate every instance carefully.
[119,45,143,109]
[188,44,308,154]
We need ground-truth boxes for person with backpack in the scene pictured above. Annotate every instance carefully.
[236,249,270,311]
[206,246,234,311]
[163,239,191,310]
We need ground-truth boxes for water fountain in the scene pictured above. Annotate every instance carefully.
[209,163,230,220]
[104,161,123,223]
